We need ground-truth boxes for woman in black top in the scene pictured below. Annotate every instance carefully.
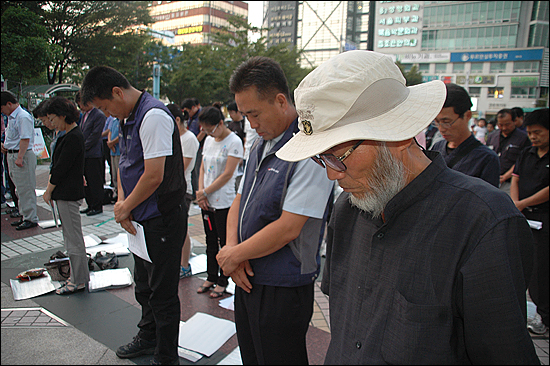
[43,96,89,294]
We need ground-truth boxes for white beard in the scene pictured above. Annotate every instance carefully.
[348,143,407,219]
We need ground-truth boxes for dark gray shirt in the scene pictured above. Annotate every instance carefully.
[321,151,538,365]
[431,134,500,187]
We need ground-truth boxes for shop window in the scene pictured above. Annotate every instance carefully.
[488,87,504,98]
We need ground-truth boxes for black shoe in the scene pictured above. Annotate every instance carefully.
[6,207,18,214]
[86,208,103,216]
[11,219,24,226]
[116,335,156,359]
[80,207,90,214]
[16,220,38,231]
[10,211,22,218]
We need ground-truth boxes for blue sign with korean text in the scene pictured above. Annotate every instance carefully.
[450,49,544,63]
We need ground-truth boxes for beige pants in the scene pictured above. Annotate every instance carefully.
[7,150,38,222]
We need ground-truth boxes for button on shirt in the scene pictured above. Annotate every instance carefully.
[4,105,34,150]
[487,128,530,175]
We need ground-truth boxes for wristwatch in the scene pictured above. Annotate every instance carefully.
[203,189,208,198]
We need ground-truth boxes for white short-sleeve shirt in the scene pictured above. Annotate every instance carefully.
[139,109,174,160]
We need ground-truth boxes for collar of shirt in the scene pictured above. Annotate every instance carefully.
[383,150,446,223]
[8,105,23,121]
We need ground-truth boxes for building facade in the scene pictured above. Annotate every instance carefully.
[375,1,549,118]
[148,1,248,46]
[264,1,372,68]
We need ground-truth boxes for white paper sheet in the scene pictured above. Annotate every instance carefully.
[188,254,207,275]
[178,345,203,362]
[102,233,129,246]
[217,347,242,365]
[88,267,133,292]
[10,273,62,300]
[178,312,236,357]
[127,221,151,262]
[84,234,103,247]
[527,220,543,230]
[86,243,130,257]
[38,219,61,229]
[218,295,234,311]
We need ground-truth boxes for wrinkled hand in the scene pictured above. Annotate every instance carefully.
[228,261,254,293]
[119,217,136,235]
[43,191,52,206]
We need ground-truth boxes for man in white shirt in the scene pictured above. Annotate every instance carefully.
[1,91,39,230]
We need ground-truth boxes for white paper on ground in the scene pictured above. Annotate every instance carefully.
[102,233,129,246]
[127,221,151,262]
[86,243,130,257]
[38,219,60,229]
[178,312,236,357]
[527,220,543,230]
[178,346,203,362]
[217,347,242,365]
[35,189,46,197]
[10,273,62,300]
[84,234,103,247]
[218,295,234,311]
[188,254,207,274]
[88,267,133,292]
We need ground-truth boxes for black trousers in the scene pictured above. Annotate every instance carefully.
[201,208,229,287]
[134,204,187,364]
[525,210,549,327]
[234,282,314,365]
[84,157,103,211]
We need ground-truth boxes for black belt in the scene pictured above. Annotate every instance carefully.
[7,149,19,153]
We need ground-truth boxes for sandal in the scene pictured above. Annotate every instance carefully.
[56,279,86,295]
[210,287,226,299]
[197,281,214,294]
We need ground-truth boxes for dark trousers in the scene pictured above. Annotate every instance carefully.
[234,283,314,365]
[201,208,229,287]
[525,210,549,327]
[3,153,18,208]
[190,143,203,201]
[84,157,103,211]
[134,205,186,364]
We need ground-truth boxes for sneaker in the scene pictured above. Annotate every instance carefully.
[116,335,156,359]
[527,313,548,335]
[179,264,192,279]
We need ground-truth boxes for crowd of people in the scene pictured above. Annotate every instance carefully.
[1,49,548,364]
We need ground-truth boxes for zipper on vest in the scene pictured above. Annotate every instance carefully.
[239,149,277,242]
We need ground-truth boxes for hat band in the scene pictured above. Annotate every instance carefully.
[331,78,410,130]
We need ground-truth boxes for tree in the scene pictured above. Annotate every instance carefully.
[39,1,153,84]
[166,15,313,106]
[395,61,423,86]
[1,6,54,94]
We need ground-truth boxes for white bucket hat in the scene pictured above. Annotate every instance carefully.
[276,50,446,162]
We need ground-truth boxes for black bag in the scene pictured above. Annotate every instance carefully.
[44,251,71,281]
[103,187,115,205]
[93,251,118,270]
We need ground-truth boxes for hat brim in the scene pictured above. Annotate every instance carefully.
[277,80,446,162]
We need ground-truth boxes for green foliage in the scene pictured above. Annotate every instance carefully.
[1,6,54,90]
[166,15,313,106]
[395,60,423,86]
[40,1,153,84]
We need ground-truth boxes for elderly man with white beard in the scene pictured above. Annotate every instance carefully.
[276,50,540,365]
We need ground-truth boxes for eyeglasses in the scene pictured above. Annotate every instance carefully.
[311,140,364,172]
[202,123,219,136]
[433,116,460,129]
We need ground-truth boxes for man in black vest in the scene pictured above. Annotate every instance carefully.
[430,83,500,187]
[81,66,186,365]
